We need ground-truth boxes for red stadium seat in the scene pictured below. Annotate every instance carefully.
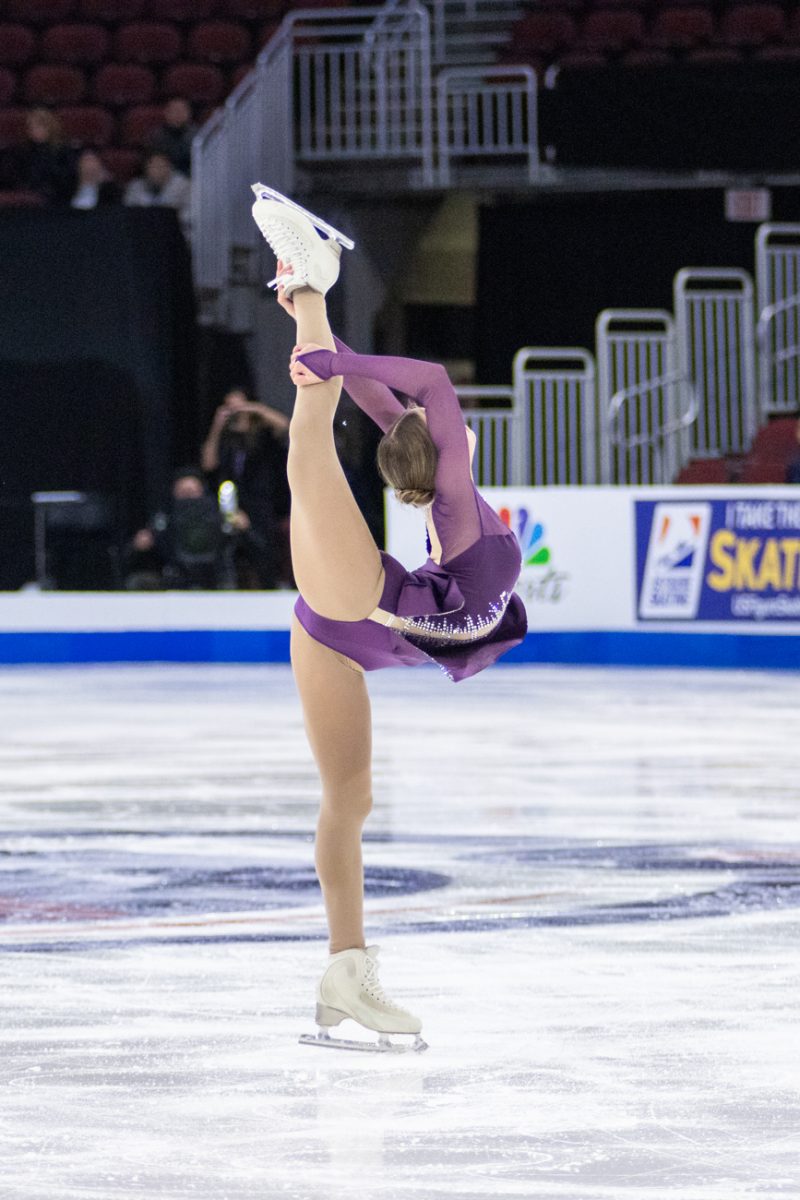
[42,24,111,65]
[114,23,183,64]
[6,0,76,20]
[751,418,798,456]
[257,21,281,49]
[24,65,87,105]
[78,0,147,18]
[219,0,283,18]
[756,44,800,62]
[150,0,218,19]
[101,145,142,181]
[649,7,714,50]
[779,5,800,43]
[0,24,37,66]
[558,48,608,68]
[0,107,28,146]
[94,62,156,104]
[510,12,577,55]
[0,67,16,105]
[686,46,743,64]
[58,104,116,146]
[0,190,46,207]
[622,48,673,66]
[719,4,784,47]
[578,10,645,52]
[676,459,729,485]
[120,103,165,146]
[187,20,251,64]
[161,63,225,103]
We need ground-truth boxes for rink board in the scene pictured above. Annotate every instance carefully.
[2,486,800,668]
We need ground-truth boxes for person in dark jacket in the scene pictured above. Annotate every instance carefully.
[9,108,76,205]
[786,419,800,484]
[147,98,197,177]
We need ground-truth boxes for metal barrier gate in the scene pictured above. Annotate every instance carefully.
[458,386,518,486]
[674,267,757,456]
[755,223,800,416]
[513,348,597,486]
[436,66,538,185]
[596,309,695,484]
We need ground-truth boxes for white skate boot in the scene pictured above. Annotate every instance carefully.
[299,944,428,1053]
[250,183,354,297]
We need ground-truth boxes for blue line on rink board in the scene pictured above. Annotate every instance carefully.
[0,629,800,668]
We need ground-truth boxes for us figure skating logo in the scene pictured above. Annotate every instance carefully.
[499,506,550,566]
[638,502,712,619]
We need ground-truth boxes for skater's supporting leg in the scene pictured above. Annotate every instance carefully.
[287,288,385,622]
[291,614,372,954]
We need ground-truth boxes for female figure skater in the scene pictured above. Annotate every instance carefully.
[251,185,528,1053]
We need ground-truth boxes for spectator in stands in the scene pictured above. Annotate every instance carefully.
[148,98,197,178]
[6,108,76,206]
[201,387,291,588]
[71,149,121,210]
[124,151,191,235]
[786,418,800,484]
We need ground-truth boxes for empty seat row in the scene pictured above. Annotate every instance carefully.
[0,62,231,104]
[511,4,800,56]
[0,0,294,22]
[0,21,266,66]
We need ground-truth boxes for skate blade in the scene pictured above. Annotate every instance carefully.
[299,1029,428,1054]
[251,183,356,250]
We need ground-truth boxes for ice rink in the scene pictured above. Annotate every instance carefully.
[1,662,799,1199]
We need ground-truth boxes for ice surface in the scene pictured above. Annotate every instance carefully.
[1,663,799,1199]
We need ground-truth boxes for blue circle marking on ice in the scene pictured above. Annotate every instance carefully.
[1,833,799,952]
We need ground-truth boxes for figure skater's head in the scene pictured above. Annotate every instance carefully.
[376,403,437,507]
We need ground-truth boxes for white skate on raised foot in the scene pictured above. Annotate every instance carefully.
[299,944,428,1054]
[250,183,354,297]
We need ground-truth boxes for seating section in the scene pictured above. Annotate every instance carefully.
[2,0,800,186]
[0,0,348,182]
[509,0,800,71]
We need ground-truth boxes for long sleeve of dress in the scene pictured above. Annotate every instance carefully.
[332,336,405,433]
[297,348,481,561]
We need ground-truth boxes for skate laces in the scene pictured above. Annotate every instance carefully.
[362,956,412,1015]
[257,217,311,276]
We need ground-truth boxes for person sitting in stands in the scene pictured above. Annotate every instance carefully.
[7,107,76,205]
[71,149,121,210]
[124,151,191,235]
[147,98,197,178]
[786,418,800,484]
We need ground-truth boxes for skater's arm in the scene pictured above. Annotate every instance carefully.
[331,336,406,433]
[296,348,480,559]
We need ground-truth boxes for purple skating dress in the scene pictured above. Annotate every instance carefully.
[293,339,528,683]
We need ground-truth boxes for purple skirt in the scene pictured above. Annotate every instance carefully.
[293,547,527,683]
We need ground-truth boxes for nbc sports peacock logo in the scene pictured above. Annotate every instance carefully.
[638,502,712,619]
[498,506,551,566]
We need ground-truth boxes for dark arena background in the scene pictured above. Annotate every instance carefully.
[1,3,800,1197]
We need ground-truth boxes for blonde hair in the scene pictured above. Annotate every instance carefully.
[376,403,437,507]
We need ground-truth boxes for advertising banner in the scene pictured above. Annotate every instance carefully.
[635,496,800,622]
[386,485,800,636]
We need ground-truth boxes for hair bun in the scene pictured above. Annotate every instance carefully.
[395,487,435,507]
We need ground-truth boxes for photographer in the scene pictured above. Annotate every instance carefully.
[125,467,261,590]
[200,388,290,588]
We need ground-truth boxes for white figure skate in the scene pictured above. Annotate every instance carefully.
[299,944,428,1054]
[250,183,354,297]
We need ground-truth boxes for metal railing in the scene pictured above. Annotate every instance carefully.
[514,347,597,485]
[674,267,758,456]
[755,223,800,415]
[297,2,434,182]
[458,385,518,485]
[436,65,538,185]
[596,309,694,484]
